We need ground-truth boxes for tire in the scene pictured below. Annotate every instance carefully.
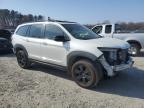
[71,59,103,88]
[129,43,140,56]
[16,50,31,69]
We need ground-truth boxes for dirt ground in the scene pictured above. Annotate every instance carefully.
[0,52,144,108]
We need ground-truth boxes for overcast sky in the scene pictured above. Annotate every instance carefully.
[0,0,144,24]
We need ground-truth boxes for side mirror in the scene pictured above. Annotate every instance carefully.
[54,35,70,42]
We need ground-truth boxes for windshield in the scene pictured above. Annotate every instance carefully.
[62,24,101,40]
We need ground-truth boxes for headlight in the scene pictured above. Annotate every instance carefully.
[109,51,117,60]
[117,49,128,62]
[98,47,119,66]
[98,47,118,60]
[98,47,129,65]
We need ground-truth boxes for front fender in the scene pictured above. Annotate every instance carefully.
[67,51,102,70]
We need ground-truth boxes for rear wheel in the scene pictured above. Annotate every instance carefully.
[129,43,140,56]
[16,50,31,69]
[71,59,103,88]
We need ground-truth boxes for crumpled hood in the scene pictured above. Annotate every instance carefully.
[77,37,130,49]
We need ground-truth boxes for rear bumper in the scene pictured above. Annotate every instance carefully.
[99,55,134,76]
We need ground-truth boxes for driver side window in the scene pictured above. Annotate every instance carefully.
[44,24,64,40]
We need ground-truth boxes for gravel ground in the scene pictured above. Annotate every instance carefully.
[0,52,144,108]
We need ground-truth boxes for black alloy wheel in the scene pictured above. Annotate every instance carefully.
[71,60,102,88]
[16,50,31,68]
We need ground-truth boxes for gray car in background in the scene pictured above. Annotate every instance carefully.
[0,29,12,53]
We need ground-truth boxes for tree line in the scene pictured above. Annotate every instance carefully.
[0,9,144,32]
[0,9,44,29]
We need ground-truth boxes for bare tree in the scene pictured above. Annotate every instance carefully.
[0,9,44,28]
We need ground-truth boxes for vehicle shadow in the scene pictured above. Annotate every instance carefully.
[93,67,144,99]
[137,51,144,57]
[30,63,73,80]
[30,63,144,99]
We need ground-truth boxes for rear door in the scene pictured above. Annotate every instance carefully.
[25,24,45,60]
[13,25,30,47]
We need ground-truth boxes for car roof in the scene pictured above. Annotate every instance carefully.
[19,21,77,27]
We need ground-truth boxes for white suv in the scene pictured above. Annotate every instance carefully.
[12,21,134,88]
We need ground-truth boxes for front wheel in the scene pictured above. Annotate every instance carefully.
[71,60,102,88]
[129,43,140,56]
[16,50,31,69]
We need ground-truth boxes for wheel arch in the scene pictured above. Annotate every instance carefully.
[127,40,142,49]
[14,44,28,56]
[67,51,99,72]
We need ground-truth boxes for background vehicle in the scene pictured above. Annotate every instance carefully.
[0,29,12,53]
[92,24,144,56]
[12,21,133,88]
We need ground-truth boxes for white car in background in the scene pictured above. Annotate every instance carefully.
[92,24,144,56]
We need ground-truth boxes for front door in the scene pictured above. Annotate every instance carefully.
[40,24,69,66]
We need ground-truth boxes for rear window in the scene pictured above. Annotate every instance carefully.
[105,25,112,34]
[16,25,29,36]
[28,24,44,38]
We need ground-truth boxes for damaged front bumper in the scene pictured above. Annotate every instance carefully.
[99,55,134,76]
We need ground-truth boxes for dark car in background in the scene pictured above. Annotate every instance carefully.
[0,29,13,53]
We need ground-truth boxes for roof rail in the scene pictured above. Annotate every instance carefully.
[22,18,76,24]
[48,17,76,23]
